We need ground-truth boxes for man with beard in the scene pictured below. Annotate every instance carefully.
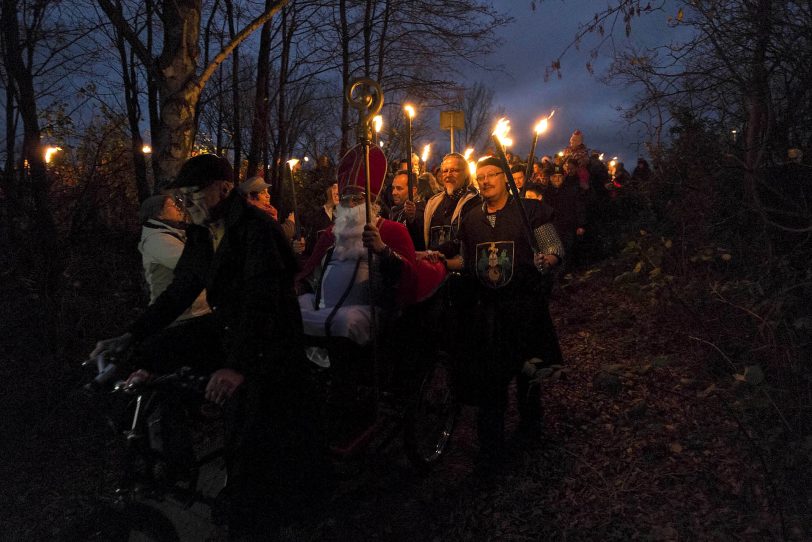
[422,152,481,258]
[296,184,420,346]
[389,169,426,250]
[446,156,564,465]
[90,154,325,535]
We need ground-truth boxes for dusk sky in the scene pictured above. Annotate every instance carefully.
[456,0,686,164]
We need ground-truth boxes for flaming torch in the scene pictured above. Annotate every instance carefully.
[286,158,301,237]
[404,104,415,201]
[421,143,431,174]
[524,110,554,192]
[491,118,539,251]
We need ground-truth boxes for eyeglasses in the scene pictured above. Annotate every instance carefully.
[440,168,463,175]
[475,171,505,183]
[176,189,205,208]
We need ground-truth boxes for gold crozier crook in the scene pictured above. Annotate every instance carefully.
[345,78,384,224]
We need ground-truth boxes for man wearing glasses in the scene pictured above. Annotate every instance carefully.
[90,154,327,535]
[446,156,564,467]
[422,152,481,257]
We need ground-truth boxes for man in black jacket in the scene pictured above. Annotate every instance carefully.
[446,157,564,464]
[91,154,324,533]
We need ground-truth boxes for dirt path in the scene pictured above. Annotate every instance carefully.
[313,267,799,541]
[2,262,805,540]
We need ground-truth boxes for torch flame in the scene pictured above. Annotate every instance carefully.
[548,110,556,120]
[44,146,62,164]
[421,144,431,163]
[287,158,300,168]
[468,161,477,184]
[404,104,415,119]
[141,145,152,154]
[534,118,548,135]
[463,147,474,160]
[492,117,513,147]
[599,153,605,161]
[373,115,383,133]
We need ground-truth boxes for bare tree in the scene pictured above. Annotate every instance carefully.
[97,0,289,184]
[458,82,496,151]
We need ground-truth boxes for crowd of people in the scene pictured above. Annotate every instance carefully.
[89,129,651,535]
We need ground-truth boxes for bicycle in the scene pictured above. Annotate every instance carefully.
[65,361,228,541]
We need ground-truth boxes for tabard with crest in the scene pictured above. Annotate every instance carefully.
[475,241,514,288]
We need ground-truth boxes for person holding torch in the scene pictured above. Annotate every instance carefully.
[445,153,565,467]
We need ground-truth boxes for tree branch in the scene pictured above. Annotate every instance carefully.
[194,0,289,92]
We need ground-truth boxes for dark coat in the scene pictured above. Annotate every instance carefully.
[389,200,426,251]
[129,192,305,380]
[542,174,586,236]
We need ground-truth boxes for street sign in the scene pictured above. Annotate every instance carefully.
[440,110,465,131]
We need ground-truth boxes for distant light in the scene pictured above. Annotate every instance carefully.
[404,105,415,119]
[557,151,564,157]
[303,156,310,162]
[287,158,299,168]
[44,146,62,164]
[142,145,152,154]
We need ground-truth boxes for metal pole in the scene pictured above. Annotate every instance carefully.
[450,128,455,154]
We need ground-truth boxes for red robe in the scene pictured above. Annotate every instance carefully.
[297,218,446,305]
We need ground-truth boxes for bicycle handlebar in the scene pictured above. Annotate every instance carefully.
[82,356,209,396]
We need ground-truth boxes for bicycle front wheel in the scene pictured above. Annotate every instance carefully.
[404,354,458,471]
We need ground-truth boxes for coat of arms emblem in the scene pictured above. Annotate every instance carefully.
[475,241,514,288]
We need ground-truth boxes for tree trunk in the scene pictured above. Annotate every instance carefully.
[99,0,289,185]
[1,72,18,245]
[145,0,162,183]
[743,0,771,209]
[152,0,202,186]
[339,0,351,156]
[246,0,273,179]
[376,0,391,82]
[274,5,291,194]
[115,30,150,201]
[2,0,62,298]
[225,0,241,174]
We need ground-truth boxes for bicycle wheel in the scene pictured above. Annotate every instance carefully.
[404,354,458,471]
[62,500,180,542]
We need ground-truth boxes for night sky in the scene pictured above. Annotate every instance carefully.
[455,0,686,164]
